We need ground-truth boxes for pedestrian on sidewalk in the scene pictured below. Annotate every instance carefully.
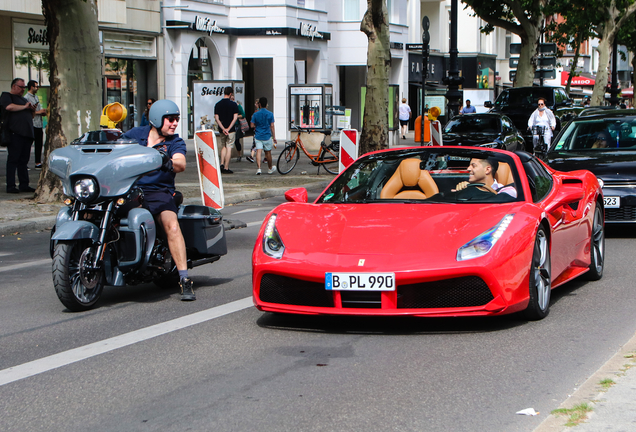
[246,98,260,164]
[399,98,411,140]
[140,98,155,126]
[1,78,35,194]
[250,96,277,175]
[214,86,239,174]
[460,99,476,115]
[24,80,47,170]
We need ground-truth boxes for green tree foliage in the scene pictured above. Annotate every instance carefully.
[359,0,390,155]
[617,16,636,105]
[462,0,551,87]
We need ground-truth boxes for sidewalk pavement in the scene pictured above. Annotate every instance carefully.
[2,134,636,431]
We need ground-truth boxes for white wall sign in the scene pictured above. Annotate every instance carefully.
[194,16,225,35]
[14,23,49,50]
[299,22,323,41]
[193,81,245,132]
[290,86,322,95]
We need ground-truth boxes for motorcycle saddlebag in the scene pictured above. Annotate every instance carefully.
[177,205,227,256]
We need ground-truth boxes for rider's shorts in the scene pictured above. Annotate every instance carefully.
[141,188,178,215]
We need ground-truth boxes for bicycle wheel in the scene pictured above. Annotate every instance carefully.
[318,146,340,175]
[277,143,300,175]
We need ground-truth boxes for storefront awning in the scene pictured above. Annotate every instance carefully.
[561,72,595,86]
[622,87,634,97]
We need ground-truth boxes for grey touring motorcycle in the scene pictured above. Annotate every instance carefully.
[49,129,233,311]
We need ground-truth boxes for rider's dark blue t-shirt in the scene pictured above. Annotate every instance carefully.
[122,125,187,193]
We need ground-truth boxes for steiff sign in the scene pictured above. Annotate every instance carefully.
[299,22,323,41]
[193,16,225,35]
[14,23,49,50]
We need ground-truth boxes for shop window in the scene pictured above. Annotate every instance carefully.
[14,50,50,86]
[344,0,361,21]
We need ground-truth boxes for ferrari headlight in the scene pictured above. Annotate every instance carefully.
[596,177,604,188]
[73,178,99,203]
[263,214,285,259]
[457,214,514,261]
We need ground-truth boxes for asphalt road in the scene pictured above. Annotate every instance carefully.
[1,195,636,432]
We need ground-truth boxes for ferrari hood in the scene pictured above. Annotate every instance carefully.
[272,203,521,269]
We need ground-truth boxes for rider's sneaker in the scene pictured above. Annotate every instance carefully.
[179,277,196,301]
[268,166,276,174]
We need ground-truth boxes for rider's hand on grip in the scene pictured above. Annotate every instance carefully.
[158,149,174,172]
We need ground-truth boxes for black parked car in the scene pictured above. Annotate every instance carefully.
[442,113,524,151]
[546,109,636,223]
[485,86,573,150]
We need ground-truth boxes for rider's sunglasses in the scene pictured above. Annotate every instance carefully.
[538,102,545,106]
[165,116,180,123]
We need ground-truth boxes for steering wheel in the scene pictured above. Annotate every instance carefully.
[464,182,497,194]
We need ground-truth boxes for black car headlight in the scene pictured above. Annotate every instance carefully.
[73,178,99,203]
[263,214,285,259]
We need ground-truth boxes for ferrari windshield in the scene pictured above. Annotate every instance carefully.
[552,114,636,151]
[317,148,524,204]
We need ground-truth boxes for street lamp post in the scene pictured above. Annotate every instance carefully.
[609,38,620,107]
[443,0,464,120]
[421,16,430,145]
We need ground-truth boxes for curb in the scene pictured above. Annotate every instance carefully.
[0,181,330,236]
[533,331,636,431]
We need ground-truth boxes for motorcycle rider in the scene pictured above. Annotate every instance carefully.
[123,100,195,301]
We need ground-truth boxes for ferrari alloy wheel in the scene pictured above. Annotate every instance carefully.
[584,204,605,280]
[277,144,299,175]
[524,227,551,320]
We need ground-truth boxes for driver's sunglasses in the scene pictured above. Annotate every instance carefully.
[166,116,180,123]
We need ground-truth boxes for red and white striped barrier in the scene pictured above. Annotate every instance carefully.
[339,129,359,172]
[430,120,443,146]
[194,130,224,209]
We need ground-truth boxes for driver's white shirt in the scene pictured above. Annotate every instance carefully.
[492,180,517,198]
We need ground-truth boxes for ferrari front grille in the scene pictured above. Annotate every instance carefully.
[259,274,334,307]
[605,205,636,222]
[397,276,494,309]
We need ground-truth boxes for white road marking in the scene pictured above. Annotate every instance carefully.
[0,259,51,273]
[231,208,263,215]
[0,252,14,257]
[0,297,253,387]
[246,221,263,228]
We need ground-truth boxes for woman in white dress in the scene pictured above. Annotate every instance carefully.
[527,97,556,151]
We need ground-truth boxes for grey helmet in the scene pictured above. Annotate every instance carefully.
[148,99,180,129]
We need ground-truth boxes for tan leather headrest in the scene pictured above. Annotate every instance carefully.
[399,159,421,186]
[496,162,514,185]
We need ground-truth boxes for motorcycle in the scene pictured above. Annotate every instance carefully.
[49,129,233,311]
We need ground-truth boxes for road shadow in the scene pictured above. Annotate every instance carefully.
[606,224,636,238]
[256,310,528,335]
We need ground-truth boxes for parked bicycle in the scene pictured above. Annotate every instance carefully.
[277,123,340,175]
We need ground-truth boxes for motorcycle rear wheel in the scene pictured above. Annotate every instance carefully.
[52,240,104,311]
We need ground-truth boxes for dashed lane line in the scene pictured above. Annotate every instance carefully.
[0,297,253,387]
[0,259,51,273]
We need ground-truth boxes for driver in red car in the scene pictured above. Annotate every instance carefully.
[455,158,517,197]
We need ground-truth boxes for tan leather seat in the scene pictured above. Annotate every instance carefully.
[495,162,514,185]
[380,158,439,199]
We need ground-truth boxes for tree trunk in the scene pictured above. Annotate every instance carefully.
[515,25,540,88]
[359,0,390,155]
[565,32,583,95]
[37,0,103,203]
[592,36,613,106]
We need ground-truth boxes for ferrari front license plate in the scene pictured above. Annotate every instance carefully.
[325,273,395,291]
[604,196,620,208]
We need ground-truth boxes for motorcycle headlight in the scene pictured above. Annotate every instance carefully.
[263,214,285,259]
[457,214,514,261]
[73,178,99,203]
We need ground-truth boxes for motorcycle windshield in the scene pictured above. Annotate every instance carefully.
[50,141,162,198]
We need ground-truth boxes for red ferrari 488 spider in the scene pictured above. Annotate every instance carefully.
[252,147,604,320]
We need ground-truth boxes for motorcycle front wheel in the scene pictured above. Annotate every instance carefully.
[52,240,105,311]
